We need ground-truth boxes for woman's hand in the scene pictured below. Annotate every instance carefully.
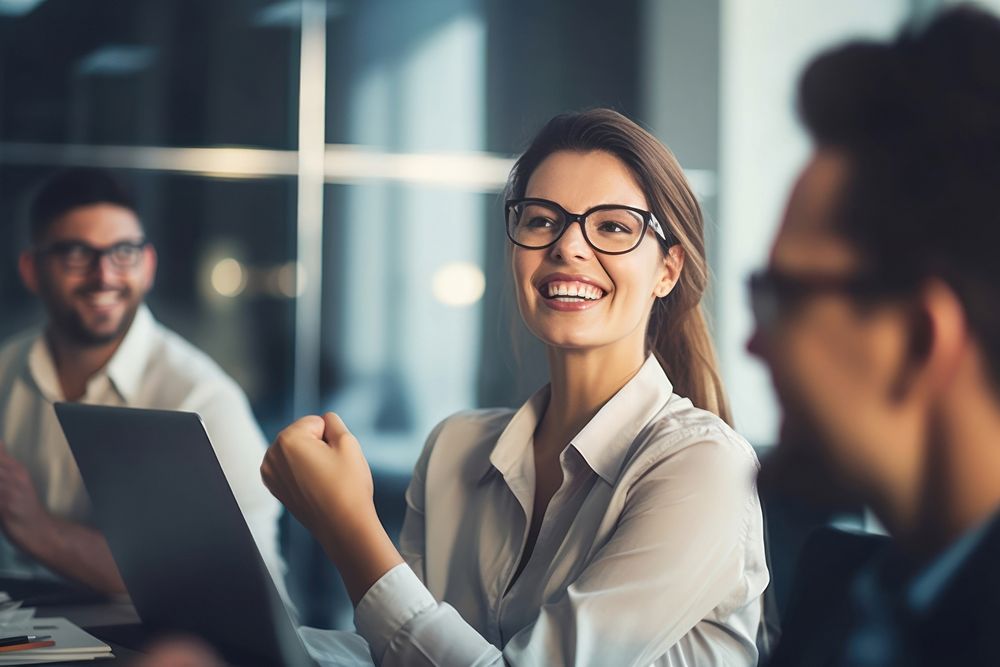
[261,413,374,556]
[261,412,404,604]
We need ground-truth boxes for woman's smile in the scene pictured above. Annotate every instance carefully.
[535,272,610,311]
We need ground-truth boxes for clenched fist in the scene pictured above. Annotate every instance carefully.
[261,413,402,603]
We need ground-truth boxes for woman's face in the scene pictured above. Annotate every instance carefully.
[512,150,683,354]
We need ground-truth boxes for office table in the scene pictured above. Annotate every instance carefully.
[0,576,150,665]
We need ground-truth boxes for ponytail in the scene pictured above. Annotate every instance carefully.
[650,304,732,425]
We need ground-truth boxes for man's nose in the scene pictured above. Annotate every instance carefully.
[89,252,122,282]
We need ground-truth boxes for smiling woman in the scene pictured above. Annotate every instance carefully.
[262,108,768,666]
[505,110,732,424]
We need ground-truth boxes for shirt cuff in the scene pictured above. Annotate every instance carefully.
[354,562,437,663]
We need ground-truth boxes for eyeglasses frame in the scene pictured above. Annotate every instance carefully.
[35,238,151,273]
[505,197,671,255]
[747,267,914,334]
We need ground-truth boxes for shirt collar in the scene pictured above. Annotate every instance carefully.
[25,305,155,405]
[483,355,675,485]
[484,385,549,484]
[572,354,674,484]
[105,304,156,403]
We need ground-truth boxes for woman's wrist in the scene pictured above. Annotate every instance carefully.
[320,505,405,605]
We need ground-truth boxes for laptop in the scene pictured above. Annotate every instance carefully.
[54,403,317,667]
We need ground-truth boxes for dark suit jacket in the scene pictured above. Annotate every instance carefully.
[911,513,1000,666]
[766,526,889,667]
[768,517,1000,667]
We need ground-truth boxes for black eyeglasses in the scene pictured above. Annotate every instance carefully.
[747,268,910,333]
[505,198,670,255]
[36,239,150,273]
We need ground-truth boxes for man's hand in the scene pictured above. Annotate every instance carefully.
[133,638,224,667]
[0,440,124,595]
[0,440,55,554]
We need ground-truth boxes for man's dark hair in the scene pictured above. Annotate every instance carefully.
[798,5,1000,390]
[28,167,139,244]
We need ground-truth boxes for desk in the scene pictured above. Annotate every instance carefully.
[0,577,150,665]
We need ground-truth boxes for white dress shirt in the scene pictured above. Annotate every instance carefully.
[354,354,769,666]
[0,305,288,602]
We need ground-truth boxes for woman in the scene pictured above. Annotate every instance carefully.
[263,108,769,665]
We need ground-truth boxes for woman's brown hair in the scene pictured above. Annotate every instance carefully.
[506,108,732,425]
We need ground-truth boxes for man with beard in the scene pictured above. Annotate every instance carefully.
[0,168,287,600]
[749,6,1000,667]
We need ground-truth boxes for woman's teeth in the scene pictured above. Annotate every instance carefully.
[545,282,605,301]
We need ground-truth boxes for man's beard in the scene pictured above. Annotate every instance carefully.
[43,283,141,348]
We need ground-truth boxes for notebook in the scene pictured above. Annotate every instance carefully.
[0,617,111,664]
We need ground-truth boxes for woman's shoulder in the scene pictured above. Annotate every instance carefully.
[415,407,517,477]
[428,407,516,444]
[439,406,517,429]
[625,395,760,480]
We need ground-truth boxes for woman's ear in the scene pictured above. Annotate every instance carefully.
[654,244,685,298]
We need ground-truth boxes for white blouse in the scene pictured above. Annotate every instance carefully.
[354,355,769,666]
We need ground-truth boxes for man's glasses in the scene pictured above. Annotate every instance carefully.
[505,198,670,255]
[36,240,149,273]
[747,268,909,333]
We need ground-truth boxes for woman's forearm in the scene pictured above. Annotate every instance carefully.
[319,507,405,605]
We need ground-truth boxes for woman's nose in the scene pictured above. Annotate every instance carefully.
[549,220,592,262]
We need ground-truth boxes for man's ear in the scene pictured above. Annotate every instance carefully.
[891,279,966,402]
[18,251,40,295]
[141,244,158,292]
[654,244,685,298]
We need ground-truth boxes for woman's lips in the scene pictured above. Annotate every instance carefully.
[535,274,609,312]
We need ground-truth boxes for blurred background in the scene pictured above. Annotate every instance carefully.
[2,0,994,629]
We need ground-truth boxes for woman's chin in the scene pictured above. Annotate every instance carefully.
[535,332,610,351]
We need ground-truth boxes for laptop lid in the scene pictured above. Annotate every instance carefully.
[54,402,315,667]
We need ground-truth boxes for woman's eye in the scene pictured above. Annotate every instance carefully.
[596,221,632,234]
[525,216,556,229]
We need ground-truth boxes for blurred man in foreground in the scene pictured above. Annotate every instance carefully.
[750,6,1000,666]
[0,168,287,600]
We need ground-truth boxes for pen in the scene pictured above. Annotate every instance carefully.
[0,639,56,653]
[0,635,51,647]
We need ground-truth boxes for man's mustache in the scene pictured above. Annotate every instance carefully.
[72,284,130,297]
